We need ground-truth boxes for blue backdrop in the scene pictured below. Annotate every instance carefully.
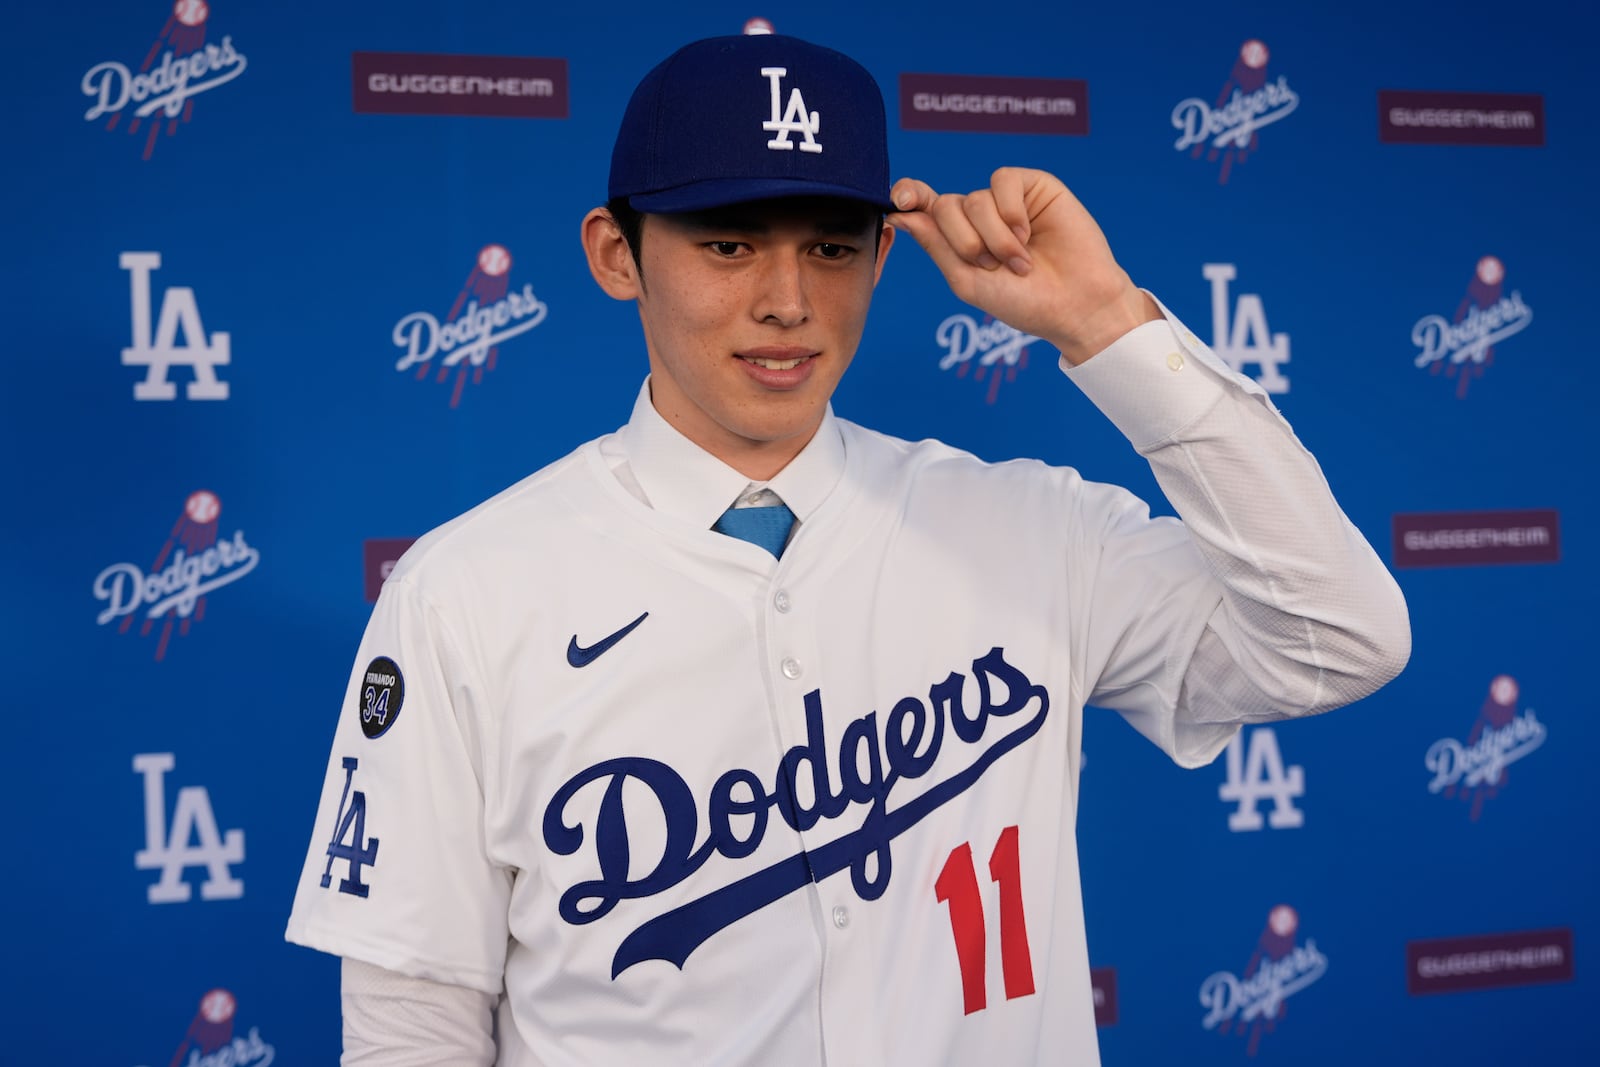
[5,1,1593,1062]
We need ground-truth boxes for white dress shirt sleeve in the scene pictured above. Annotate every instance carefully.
[341,957,497,1065]
[1062,299,1410,764]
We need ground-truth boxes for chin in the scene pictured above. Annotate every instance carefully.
[734,417,814,447]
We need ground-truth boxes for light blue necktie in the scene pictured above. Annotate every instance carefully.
[713,502,796,559]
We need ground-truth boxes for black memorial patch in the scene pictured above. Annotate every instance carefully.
[357,656,405,739]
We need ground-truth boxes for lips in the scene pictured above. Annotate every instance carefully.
[738,346,817,370]
[736,346,820,389]
[743,355,810,370]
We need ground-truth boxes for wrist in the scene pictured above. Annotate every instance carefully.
[1052,287,1161,366]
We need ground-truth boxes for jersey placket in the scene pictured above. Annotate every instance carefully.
[758,562,874,1061]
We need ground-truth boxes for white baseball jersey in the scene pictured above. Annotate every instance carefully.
[287,308,1408,1065]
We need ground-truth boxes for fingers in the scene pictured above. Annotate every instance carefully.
[888,171,1033,276]
[961,188,1032,275]
[988,167,1032,250]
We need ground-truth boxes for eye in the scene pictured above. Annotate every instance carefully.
[707,241,746,257]
[813,243,853,260]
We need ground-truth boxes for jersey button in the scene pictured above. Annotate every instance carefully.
[781,657,803,680]
[832,905,850,929]
[774,589,792,613]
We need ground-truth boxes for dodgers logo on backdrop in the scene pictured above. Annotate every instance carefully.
[1412,256,1532,399]
[121,252,231,401]
[1204,263,1290,392]
[1425,674,1546,821]
[391,243,549,408]
[134,753,244,904]
[934,310,1038,403]
[1199,905,1327,1057]
[1172,40,1299,184]
[92,490,260,660]
[135,988,276,1067]
[81,1,247,161]
[543,647,1049,978]
[1219,727,1305,831]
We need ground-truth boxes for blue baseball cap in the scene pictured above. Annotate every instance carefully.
[609,34,894,213]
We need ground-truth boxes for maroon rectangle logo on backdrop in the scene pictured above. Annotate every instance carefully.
[1379,90,1544,146]
[1090,967,1118,1026]
[1392,509,1559,567]
[364,538,417,602]
[1408,928,1573,995]
[900,73,1088,135]
[353,52,569,118]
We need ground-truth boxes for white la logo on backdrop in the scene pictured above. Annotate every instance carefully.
[1219,727,1304,830]
[1204,263,1290,393]
[134,752,244,903]
[762,67,822,152]
[121,252,231,400]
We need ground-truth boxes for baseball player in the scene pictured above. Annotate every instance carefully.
[287,33,1410,1064]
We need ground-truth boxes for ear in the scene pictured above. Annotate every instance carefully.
[581,207,641,300]
[871,220,895,288]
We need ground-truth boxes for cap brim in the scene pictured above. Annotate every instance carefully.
[629,177,895,214]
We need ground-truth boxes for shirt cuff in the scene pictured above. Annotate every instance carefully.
[1059,294,1277,453]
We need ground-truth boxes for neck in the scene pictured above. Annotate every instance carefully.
[644,384,821,481]
[711,434,808,482]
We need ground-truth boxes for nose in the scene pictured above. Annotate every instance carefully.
[754,252,810,327]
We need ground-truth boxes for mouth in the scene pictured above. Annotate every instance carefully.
[741,355,812,371]
[737,347,818,372]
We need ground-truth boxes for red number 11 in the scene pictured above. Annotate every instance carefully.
[934,824,1036,1015]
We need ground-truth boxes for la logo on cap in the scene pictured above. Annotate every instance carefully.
[761,67,822,153]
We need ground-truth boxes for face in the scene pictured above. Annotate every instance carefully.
[585,197,893,479]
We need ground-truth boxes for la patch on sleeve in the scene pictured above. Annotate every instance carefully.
[322,756,379,897]
[357,656,405,739]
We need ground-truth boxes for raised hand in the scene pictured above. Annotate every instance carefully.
[886,167,1159,365]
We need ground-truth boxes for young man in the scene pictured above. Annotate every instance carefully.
[287,33,1409,1064]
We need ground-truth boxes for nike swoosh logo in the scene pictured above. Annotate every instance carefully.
[567,611,650,668]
